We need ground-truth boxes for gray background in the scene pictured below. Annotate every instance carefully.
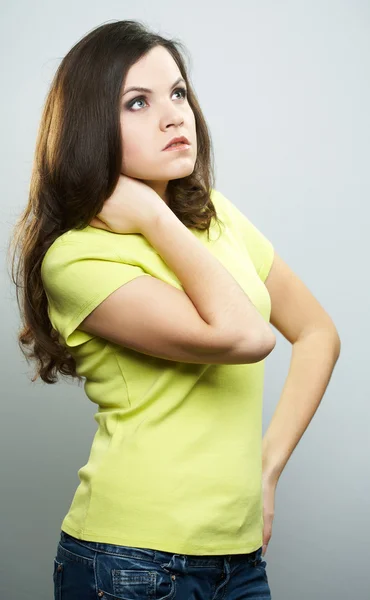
[1,1,369,598]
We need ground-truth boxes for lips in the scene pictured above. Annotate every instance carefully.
[163,135,190,150]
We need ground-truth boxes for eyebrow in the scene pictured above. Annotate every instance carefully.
[122,76,186,97]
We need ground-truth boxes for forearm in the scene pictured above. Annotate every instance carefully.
[143,207,275,357]
[262,328,341,485]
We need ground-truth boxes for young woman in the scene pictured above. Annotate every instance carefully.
[9,19,340,600]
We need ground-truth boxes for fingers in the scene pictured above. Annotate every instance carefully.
[89,217,108,230]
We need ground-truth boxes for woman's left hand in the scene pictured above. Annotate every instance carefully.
[262,475,277,556]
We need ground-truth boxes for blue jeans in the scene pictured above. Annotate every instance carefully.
[53,530,271,599]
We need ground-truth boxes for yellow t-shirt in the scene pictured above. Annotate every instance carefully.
[41,188,274,555]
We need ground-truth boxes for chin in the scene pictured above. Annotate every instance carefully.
[167,162,196,179]
[128,159,195,181]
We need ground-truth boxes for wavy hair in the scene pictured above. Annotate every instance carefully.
[7,19,224,385]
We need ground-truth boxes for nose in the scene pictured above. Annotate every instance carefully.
[164,116,184,129]
[160,108,184,130]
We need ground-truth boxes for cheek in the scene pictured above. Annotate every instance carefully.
[187,112,197,146]
[122,139,142,162]
[120,130,163,178]
[121,134,153,169]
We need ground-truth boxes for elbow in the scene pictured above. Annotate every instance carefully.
[253,328,277,361]
[233,327,276,364]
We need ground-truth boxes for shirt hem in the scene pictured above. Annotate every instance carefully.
[60,519,263,556]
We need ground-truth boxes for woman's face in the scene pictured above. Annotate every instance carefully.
[119,45,197,201]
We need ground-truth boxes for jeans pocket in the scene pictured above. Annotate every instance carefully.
[111,567,176,600]
[96,553,177,600]
[52,558,63,600]
[252,551,269,586]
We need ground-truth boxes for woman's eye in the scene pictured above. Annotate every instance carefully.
[174,87,187,100]
[127,97,146,111]
[126,87,187,111]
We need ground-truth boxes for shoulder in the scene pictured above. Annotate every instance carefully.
[41,227,122,282]
[45,226,117,252]
[42,225,129,259]
[210,188,226,210]
[210,188,242,218]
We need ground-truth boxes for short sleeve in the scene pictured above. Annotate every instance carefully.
[213,189,275,282]
[41,238,150,347]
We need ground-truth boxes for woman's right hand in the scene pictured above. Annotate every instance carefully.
[89,175,166,234]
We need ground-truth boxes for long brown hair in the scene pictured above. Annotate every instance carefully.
[7,19,223,385]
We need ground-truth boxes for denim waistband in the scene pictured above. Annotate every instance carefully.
[60,530,262,568]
